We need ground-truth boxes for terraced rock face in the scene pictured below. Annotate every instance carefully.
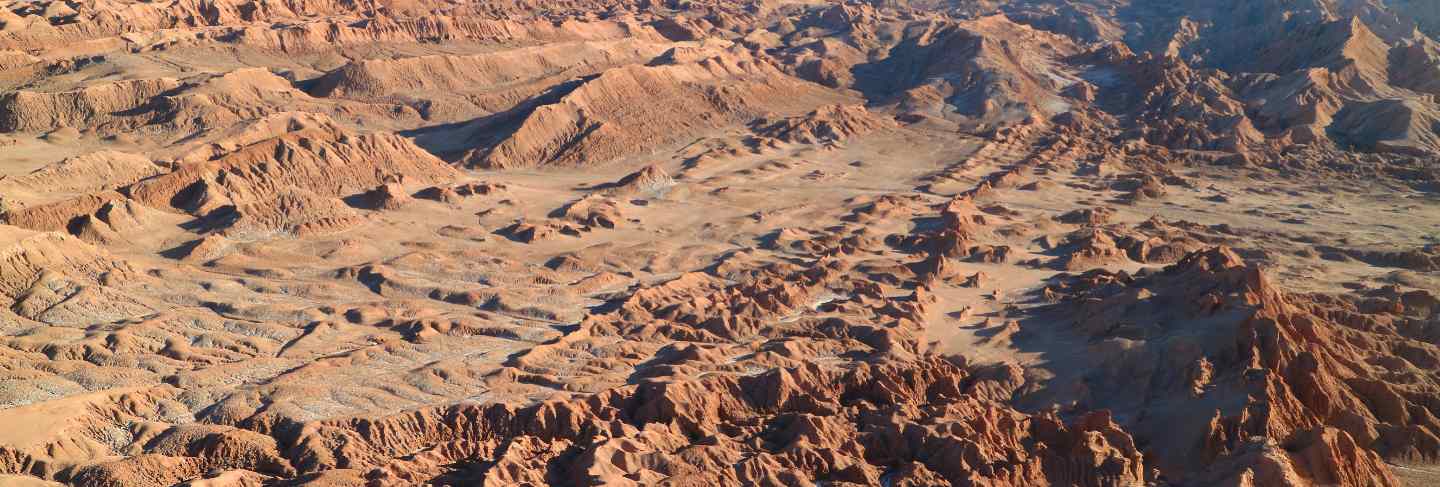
[0,1,1437,486]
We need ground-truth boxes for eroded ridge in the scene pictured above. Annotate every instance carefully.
[0,0,1437,486]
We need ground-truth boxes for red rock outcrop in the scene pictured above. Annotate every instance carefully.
[754,104,896,144]
[128,114,458,217]
[1047,246,1432,484]
[465,48,844,169]
[289,358,1147,487]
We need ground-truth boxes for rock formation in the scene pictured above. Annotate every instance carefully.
[0,0,1434,486]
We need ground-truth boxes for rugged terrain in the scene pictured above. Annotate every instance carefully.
[0,0,1437,486]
